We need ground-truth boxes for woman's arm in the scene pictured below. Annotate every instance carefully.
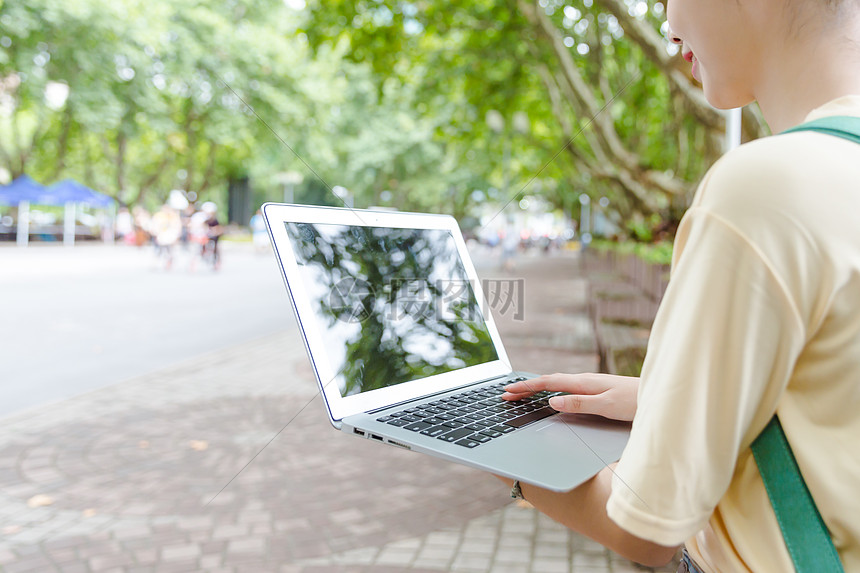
[498,374,678,566]
[496,467,679,567]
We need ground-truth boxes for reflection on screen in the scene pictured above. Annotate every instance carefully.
[286,222,499,397]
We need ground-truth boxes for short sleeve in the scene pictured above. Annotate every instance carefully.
[605,207,807,546]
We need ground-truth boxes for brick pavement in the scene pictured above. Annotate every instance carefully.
[0,249,675,572]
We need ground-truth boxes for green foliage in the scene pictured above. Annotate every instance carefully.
[302,0,727,233]
[592,237,673,266]
[625,213,661,242]
[0,0,482,215]
[611,346,646,377]
[0,0,721,231]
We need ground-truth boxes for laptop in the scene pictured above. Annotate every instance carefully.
[264,202,630,492]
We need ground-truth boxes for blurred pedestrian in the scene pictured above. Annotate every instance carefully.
[250,209,268,253]
[115,207,134,245]
[150,203,182,270]
[186,206,209,272]
[499,229,518,272]
[131,206,151,247]
[201,201,223,271]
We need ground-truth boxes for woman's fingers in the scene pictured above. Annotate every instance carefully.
[503,373,611,398]
[549,390,636,421]
[548,393,606,414]
[502,374,567,398]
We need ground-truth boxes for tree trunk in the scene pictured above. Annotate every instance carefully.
[135,155,172,206]
[183,105,196,193]
[49,104,75,182]
[196,141,218,195]
[0,133,15,178]
[521,0,688,214]
[115,133,127,197]
[11,99,25,176]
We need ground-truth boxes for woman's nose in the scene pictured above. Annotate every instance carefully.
[667,27,682,44]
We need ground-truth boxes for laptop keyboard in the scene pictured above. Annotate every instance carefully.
[376,378,563,448]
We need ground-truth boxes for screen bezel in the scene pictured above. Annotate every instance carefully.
[264,202,513,422]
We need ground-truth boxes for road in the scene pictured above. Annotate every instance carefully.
[1,241,296,418]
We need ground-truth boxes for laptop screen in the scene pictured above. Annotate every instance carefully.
[285,222,499,397]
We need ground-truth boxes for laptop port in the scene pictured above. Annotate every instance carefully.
[353,429,366,437]
[370,434,383,441]
[386,439,411,450]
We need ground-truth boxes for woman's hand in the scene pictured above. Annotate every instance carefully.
[502,373,639,422]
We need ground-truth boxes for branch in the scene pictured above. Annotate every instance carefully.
[0,127,14,174]
[535,63,573,137]
[48,104,75,182]
[134,154,172,205]
[11,99,24,175]
[100,134,114,162]
[530,43,606,169]
[549,68,613,166]
[564,146,652,215]
[530,38,612,167]
[523,1,690,204]
[599,0,723,131]
[520,0,638,168]
[197,141,218,194]
[183,104,196,193]
[589,159,661,213]
[20,101,50,175]
[116,133,127,194]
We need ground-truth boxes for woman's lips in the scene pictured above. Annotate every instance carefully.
[683,50,700,81]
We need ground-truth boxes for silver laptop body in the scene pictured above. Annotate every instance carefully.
[264,202,629,492]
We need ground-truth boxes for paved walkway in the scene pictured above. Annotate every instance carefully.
[0,249,675,572]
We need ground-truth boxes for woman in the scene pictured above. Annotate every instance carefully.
[500,1,860,570]
[150,203,182,270]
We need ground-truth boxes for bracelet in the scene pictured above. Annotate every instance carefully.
[510,480,525,500]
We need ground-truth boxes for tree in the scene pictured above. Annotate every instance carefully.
[302,0,768,237]
[0,0,484,217]
[2,0,762,234]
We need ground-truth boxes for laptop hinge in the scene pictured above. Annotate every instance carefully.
[366,373,514,415]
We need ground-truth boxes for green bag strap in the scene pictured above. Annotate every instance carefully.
[781,115,860,143]
[751,418,843,572]
[748,116,860,572]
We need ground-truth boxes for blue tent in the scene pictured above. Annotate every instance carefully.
[46,179,114,207]
[0,175,46,205]
[1,176,115,246]
[0,176,114,207]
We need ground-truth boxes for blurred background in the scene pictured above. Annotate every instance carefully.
[0,1,762,571]
[0,0,768,254]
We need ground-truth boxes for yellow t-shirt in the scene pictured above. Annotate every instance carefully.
[606,95,860,572]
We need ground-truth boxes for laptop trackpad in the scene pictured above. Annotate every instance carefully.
[488,413,630,491]
[552,413,631,458]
